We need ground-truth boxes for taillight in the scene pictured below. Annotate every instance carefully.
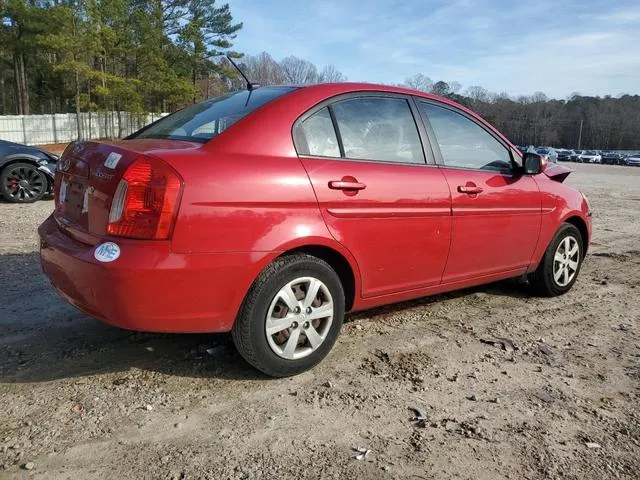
[107,156,183,240]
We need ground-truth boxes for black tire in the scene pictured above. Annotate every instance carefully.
[0,162,47,203]
[232,254,345,377]
[528,223,584,297]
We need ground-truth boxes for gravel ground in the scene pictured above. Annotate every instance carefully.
[0,163,638,479]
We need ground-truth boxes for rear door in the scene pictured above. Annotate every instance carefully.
[415,100,541,283]
[294,94,452,298]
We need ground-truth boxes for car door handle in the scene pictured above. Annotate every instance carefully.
[458,185,483,194]
[329,180,366,191]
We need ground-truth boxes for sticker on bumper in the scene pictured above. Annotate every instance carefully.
[94,242,121,262]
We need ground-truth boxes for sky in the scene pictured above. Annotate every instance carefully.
[229,0,640,99]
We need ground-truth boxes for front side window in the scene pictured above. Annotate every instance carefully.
[332,97,424,164]
[420,102,512,172]
[130,87,296,142]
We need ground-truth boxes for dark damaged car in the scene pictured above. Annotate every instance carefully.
[0,140,57,203]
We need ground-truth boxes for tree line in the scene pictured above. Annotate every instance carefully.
[0,1,345,118]
[0,0,244,121]
[1,1,638,149]
[401,74,640,150]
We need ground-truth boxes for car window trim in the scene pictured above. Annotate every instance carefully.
[292,91,435,166]
[327,105,346,158]
[414,98,520,175]
[297,153,439,168]
[408,96,439,167]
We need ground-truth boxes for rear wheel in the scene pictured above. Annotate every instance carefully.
[232,254,345,377]
[528,223,584,296]
[0,162,46,203]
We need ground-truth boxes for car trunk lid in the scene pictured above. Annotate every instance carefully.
[53,139,198,244]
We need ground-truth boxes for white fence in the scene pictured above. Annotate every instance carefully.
[0,111,168,146]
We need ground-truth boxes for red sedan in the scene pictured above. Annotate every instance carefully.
[38,83,592,376]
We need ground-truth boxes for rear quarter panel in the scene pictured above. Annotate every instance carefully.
[165,150,335,255]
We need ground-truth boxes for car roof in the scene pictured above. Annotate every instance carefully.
[295,82,458,105]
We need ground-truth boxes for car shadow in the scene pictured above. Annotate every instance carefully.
[0,251,532,385]
[347,276,531,322]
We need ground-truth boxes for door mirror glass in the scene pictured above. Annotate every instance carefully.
[523,152,546,174]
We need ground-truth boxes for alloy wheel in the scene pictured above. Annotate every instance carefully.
[2,164,45,202]
[553,236,580,287]
[265,276,334,360]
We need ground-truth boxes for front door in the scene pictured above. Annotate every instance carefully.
[416,100,541,283]
[294,95,452,297]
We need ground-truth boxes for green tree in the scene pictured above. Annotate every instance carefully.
[131,1,195,110]
[0,0,52,114]
[177,0,242,102]
[41,1,99,136]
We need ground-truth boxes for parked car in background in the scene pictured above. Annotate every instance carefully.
[573,150,583,162]
[535,147,558,163]
[0,140,57,203]
[578,150,601,163]
[624,153,640,166]
[601,152,624,165]
[38,83,592,377]
[516,145,536,154]
[556,149,576,162]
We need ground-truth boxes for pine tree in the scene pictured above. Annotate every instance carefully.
[177,0,242,102]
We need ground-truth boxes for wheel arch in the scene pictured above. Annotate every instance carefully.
[0,156,42,170]
[563,215,589,257]
[277,244,359,311]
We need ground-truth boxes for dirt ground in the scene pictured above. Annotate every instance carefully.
[34,144,68,156]
[0,163,638,480]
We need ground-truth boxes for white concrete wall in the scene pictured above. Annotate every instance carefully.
[0,112,167,145]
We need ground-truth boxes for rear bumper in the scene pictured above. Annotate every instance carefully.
[38,215,272,333]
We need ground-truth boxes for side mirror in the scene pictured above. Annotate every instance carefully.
[522,152,546,175]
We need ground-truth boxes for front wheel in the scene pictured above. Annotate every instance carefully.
[232,254,345,377]
[528,223,584,296]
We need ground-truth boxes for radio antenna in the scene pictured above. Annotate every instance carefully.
[226,55,260,91]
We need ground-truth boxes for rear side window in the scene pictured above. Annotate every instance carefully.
[130,87,296,142]
[419,102,512,172]
[295,107,340,157]
[332,98,424,164]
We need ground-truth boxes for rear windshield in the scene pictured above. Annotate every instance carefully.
[130,87,296,142]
